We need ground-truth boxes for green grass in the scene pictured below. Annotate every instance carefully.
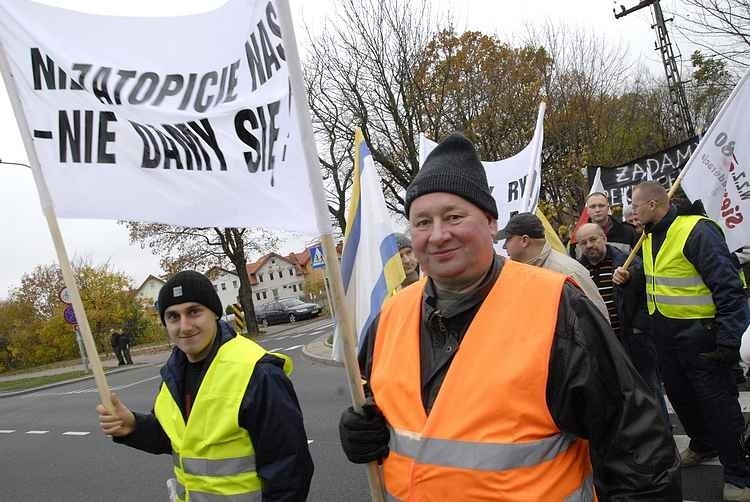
[0,370,89,392]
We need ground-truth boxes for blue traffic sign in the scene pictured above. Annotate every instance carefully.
[308,243,326,269]
[63,305,77,325]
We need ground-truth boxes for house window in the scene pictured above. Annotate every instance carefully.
[292,284,297,292]
[270,272,274,280]
[272,288,279,299]
[258,273,263,283]
[289,268,294,276]
[256,292,261,300]
[278,270,283,278]
[232,280,237,288]
[262,291,267,299]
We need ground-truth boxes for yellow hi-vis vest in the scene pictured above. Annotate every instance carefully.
[154,335,292,502]
[642,215,716,319]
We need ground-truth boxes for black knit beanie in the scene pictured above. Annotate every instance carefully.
[405,133,498,219]
[157,270,223,325]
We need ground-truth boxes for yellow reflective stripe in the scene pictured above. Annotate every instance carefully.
[563,474,595,502]
[188,491,262,501]
[644,274,707,288]
[648,293,714,306]
[389,427,575,471]
[181,456,256,476]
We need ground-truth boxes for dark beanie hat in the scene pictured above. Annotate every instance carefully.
[157,270,223,325]
[405,133,498,219]
[395,233,412,250]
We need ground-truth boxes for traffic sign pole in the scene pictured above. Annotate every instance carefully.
[74,326,89,373]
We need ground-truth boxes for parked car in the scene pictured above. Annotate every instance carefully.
[255,298,322,327]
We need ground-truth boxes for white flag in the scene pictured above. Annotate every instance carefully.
[419,103,546,230]
[332,129,405,361]
[0,0,318,232]
[682,69,750,251]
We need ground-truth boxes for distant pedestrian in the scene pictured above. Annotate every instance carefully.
[109,329,125,366]
[118,330,134,365]
[395,233,420,287]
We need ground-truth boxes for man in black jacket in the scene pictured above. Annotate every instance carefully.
[339,133,680,500]
[96,271,313,501]
[576,222,668,422]
[586,192,639,254]
[633,181,750,501]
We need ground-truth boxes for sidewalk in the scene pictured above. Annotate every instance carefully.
[302,333,342,367]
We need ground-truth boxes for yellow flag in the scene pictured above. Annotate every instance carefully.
[535,208,566,253]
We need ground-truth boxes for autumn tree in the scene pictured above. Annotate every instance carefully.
[0,260,159,371]
[124,224,277,336]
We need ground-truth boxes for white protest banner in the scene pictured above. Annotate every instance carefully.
[681,69,750,252]
[0,0,316,233]
[419,104,545,252]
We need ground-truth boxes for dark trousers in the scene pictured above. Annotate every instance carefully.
[113,347,125,365]
[654,320,749,485]
[119,345,133,365]
[623,330,669,424]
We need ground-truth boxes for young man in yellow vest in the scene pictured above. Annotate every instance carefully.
[339,133,680,501]
[632,181,750,501]
[96,270,313,501]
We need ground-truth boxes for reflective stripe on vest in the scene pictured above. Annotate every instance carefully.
[388,426,576,471]
[155,336,292,501]
[642,215,716,319]
[371,260,593,501]
[173,479,262,502]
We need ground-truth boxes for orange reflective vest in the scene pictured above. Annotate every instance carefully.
[371,260,594,501]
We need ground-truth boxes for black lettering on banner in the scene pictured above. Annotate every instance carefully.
[113,70,136,105]
[265,1,285,60]
[195,72,217,113]
[152,74,184,106]
[128,72,159,105]
[150,125,183,170]
[234,100,281,175]
[31,48,55,90]
[225,60,240,102]
[163,124,199,170]
[506,176,526,203]
[175,124,211,169]
[179,74,198,110]
[91,66,113,104]
[245,35,267,92]
[129,121,161,168]
[71,63,92,89]
[187,120,226,170]
[58,110,116,164]
[257,20,281,76]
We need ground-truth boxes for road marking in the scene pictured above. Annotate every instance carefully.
[62,431,90,436]
[291,333,310,338]
[111,375,161,391]
[307,440,314,444]
[283,345,303,351]
[26,430,49,434]
[0,430,15,434]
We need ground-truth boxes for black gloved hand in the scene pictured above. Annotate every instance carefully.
[700,344,740,367]
[339,403,390,464]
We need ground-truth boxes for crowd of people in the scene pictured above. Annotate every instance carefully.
[96,132,750,501]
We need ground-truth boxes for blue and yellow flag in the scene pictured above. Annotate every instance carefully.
[334,129,405,356]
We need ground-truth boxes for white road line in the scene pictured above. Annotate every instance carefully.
[283,345,303,351]
[26,430,49,435]
[62,431,90,436]
[0,430,15,434]
[111,375,161,391]
[307,440,314,445]
[291,333,310,338]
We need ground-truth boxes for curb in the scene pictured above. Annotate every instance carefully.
[301,335,343,367]
[0,363,160,398]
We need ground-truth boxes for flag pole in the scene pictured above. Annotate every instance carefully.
[521,102,546,213]
[275,2,385,501]
[0,38,113,412]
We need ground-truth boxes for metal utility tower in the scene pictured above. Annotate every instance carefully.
[614,0,696,137]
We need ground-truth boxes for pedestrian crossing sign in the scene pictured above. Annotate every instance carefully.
[309,244,326,269]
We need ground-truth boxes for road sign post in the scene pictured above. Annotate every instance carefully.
[63,302,88,373]
[74,326,89,373]
[308,243,334,317]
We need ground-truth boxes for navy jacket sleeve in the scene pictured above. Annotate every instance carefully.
[684,220,750,347]
[240,355,314,502]
[548,284,681,501]
[113,410,172,454]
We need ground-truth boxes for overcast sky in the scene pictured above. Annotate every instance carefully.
[0,0,693,298]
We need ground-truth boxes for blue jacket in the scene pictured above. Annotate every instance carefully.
[645,204,750,347]
[115,320,314,501]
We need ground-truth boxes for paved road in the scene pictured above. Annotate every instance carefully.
[0,315,746,501]
[0,318,369,501]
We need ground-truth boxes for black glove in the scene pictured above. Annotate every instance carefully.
[339,403,390,464]
[700,344,740,367]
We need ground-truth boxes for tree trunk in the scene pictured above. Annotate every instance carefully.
[236,264,259,336]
